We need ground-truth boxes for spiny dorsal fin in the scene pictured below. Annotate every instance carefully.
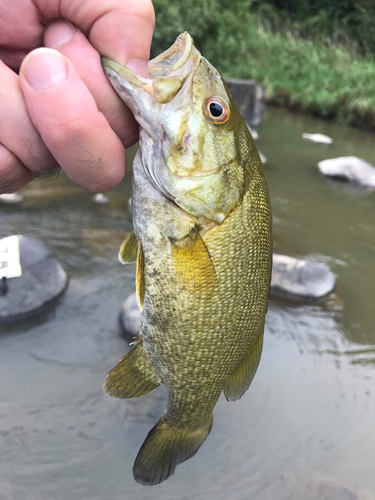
[170,227,217,293]
[118,230,137,264]
[103,340,161,399]
[224,318,265,401]
[136,239,145,310]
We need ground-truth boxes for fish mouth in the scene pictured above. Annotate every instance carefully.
[102,32,200,107]
[148,32,198,78]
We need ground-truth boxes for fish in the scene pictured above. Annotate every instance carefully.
[102,32,272,486]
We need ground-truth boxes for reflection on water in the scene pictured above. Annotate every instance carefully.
[0,111,374,499]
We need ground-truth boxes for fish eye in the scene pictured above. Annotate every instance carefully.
[204,97,230,124]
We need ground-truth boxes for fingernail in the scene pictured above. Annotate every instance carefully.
[24,49,68,90]
[44,20,75,49]
[127,59,149,78]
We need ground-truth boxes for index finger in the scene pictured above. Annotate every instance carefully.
[43,0,155,66]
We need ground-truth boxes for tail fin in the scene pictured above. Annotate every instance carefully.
[133,415,213,486]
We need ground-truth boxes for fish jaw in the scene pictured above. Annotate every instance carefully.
[101,32,200,140]
[102,59,161,141]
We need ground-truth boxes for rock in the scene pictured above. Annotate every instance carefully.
[119,293,140,342]
[302,133,333,145]
[247,125,259,140]
[317,156,375,188]
[271,254,336,300]
[0,192,23,204]
[226,78,265,128]
[93,193,109,204]
[259,151,267,165]
[0,236,68,322]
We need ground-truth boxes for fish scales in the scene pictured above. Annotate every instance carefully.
[102,32,272,486]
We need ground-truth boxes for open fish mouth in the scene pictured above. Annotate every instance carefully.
[102,32,201,108]
[148,32,198,78]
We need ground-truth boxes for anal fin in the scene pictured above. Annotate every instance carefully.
[224,319,265,402]
[103,340,161,399]
[170,227,217,293]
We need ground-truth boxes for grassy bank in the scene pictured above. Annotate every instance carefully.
[152,0,375,129]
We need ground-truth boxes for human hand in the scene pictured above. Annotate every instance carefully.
[0,0,154,194]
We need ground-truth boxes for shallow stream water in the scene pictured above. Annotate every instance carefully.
[0,106,374,500]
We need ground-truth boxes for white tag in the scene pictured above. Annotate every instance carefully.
[0,235,22,279]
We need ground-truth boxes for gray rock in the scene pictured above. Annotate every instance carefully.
[247,125,259,140]
[119,292,140,342]
[93,193,109,204]
[317,156,375,188]
[302,132,333,145]
[226,78,265,128]
[259,151,267,165]
[0,237,68,322]
[271,254,336,300]
[0,193,23,204]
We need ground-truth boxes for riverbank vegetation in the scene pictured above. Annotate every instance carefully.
[152,0,375,128]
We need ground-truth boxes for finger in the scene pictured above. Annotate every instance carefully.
[56,0,155,71]
[0,144,35,194]
[43,20,138,148]
[0,60,57,174]
[19,48,127,192]
[1,0,155,74]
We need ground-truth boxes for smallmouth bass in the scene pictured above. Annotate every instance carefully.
[102,32,272,486]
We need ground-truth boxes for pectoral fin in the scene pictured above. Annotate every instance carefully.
[170,227,217,293]
[224,319,265,401]
[118,230,137,264]
[136,239,145,310]
[103,340,161,399]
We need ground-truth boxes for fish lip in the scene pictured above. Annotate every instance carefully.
[101,57,153,86]
[148,32,195,78]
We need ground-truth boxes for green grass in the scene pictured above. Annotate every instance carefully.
[152,1,375,128]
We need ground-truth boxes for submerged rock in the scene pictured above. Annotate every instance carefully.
[0,236,68,322]
[271,254,336,300]
[247,125,259,140]
[119,292,141,342]
[226,78,265,128]
[0,192,23,204]
[93,193,109,204]
[317,156,375,188]
[259,151,267,165]
[302,133,333,145]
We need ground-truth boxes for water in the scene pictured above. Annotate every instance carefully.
[0,107,374,500]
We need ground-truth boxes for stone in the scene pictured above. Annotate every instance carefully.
[226,78,265,128]
[302,133,333,145]
[271,254,336,300]
[93,193,109,204]
[247,125,259,140]
[0,193,23,204]
[0,237,68,322]
[259,151,267,165]
[119,292,140,342]
[317,156,375,188]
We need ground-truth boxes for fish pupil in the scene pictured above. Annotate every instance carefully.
[209,102,223,117]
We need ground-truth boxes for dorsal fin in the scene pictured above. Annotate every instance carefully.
[224,318,265,401]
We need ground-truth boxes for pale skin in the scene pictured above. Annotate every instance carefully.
[0,0,155,194]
